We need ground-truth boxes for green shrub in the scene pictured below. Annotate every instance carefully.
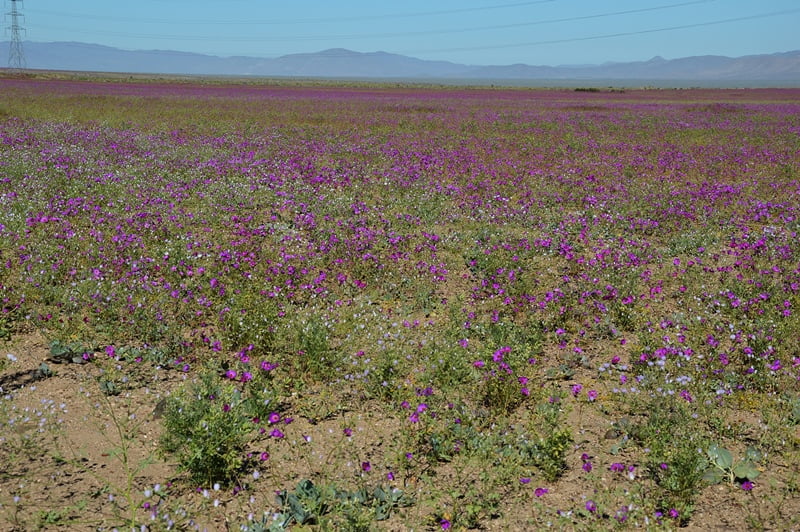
[159,370,261,485]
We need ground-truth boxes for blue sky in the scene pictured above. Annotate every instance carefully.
[17,0,800,65]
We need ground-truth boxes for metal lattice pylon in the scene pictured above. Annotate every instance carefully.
[6,0,26,69]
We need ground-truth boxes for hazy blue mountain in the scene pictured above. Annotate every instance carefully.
[265,48,469,78]
[4,41,799,82]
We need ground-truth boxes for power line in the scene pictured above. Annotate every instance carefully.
[303,0,719,41]
[31,0,717,43]
[402,8,800,56]
[416,0,717,37]
[22,3,797,62]
[26,1,558,26]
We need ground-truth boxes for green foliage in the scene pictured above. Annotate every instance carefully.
[35,362,54,378]
[113,340,188,369]
[484,321,544,360]
[421,343,474,393]
[477,371,525,416]
[370,484,413,521]
[645,444,708,523]
[790,395,800,425]
[0,308,19,341]
[360,348,409,403]
[703,444,762,485]
[275,479,331,527]
[36,499,87,528]
[291,315,340,382]
[268,479,412,530]
[440,487,502,530]
[48,339,94,364]
[521,428,573,482]
[401,413,462,466]
[631,396,708,523]
[472,345,537,417]
[534,393,567,430]
[221,291,279,355]
[244,372,282,423]
[159,370,263,486]
[98,378,120,396]
[608,300,636,333]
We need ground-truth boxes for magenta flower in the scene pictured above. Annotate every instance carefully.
[534,487,549,497]
[587,389,598,401]
[260,360,277,372]
[571,384,583,397]
[492,346,510,362]
[581,453,593,472]
[361,461,371,472]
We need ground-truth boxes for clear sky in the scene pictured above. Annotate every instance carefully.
[17,0,800,66]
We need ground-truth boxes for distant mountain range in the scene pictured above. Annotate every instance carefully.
[4,41,800,83]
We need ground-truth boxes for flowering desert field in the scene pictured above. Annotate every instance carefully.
[1,75,799,530]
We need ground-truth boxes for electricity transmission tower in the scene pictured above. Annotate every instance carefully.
[6,0,26,69]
